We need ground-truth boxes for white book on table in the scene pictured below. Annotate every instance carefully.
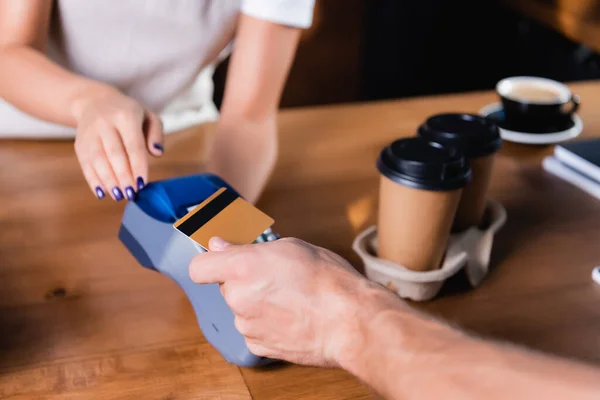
[554,139,600,183]
[543,156,600,201]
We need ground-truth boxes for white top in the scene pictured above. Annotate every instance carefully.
[0,0,315,137]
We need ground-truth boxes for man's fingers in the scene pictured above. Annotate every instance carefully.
[220,283,259,318]
[245,339,274,358]
[190,241,262,284]
[189,248,240,284]
[234,316,259,339]
[144,112,164,157]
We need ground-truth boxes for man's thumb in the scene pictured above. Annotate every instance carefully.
[208,237,231,252]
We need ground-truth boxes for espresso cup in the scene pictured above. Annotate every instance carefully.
[376,137,471,272]
[496,76,580,129]
[418,113,502,232]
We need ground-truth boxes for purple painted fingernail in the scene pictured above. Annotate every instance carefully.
[112,187,124,201]
[153,143,164,152]
[136,177,145,191]
[125,186,136,201]
[95,187,105,199]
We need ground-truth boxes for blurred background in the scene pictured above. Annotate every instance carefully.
[214,0,600,108]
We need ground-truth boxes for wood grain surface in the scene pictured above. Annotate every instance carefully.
[1,81,600,399]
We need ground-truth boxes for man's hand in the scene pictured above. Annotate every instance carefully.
[188,237,387,366]
[190,237,600,400]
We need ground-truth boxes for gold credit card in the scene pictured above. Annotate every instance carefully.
[173,187,274,250]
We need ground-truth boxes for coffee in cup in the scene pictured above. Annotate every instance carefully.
[376,137,470,271]
[418,113,502,232]
[496,76,580,129]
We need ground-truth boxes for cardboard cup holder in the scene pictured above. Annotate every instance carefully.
[352,200,507,301]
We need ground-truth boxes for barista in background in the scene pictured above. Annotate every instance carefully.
[190,237,600,400]
[0,0,315,203]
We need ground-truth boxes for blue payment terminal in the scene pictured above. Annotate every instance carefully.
[118,174,277,367]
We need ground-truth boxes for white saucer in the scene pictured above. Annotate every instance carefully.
[479,102,582,145]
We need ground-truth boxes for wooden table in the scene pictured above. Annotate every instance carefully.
[499,0,600,52]
[2,81,600,399]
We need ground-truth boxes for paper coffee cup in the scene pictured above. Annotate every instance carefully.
[376,137,470,272]
[418,114,501,232]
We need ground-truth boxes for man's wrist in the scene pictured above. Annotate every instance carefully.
[331,280,405,371]
[332,280,468,386]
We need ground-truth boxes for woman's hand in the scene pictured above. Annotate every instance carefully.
[188,237,397,367]
[0,1,162,201]
[73,87,164,200]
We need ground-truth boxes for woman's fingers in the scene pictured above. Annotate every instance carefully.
[144,111,164,157]
[75,143,106,199]
[85,137,123,201]
[73,91,159,200]
[116,110,148,191]
[80,161,105,199]
[100,124,136,200]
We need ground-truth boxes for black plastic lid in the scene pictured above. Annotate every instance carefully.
[417,113,502,158]
[376,137,471,191]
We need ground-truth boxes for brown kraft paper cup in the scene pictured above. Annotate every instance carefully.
[378,176,462,272]
[418,114,502,232]
[453,154,494,232]
[376,137,470,272]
